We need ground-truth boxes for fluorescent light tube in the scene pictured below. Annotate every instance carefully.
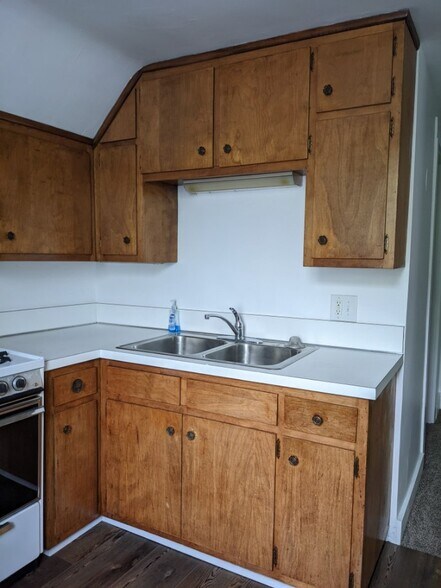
[182,172,302,194]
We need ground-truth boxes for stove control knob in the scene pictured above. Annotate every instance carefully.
[12,376,27,391]
[0,381,9,396]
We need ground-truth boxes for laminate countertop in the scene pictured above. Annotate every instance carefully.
[0,323,402,400]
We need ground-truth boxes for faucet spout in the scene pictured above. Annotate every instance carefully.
[205,308,245,342]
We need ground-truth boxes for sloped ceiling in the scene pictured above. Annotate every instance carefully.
[0,0,440,137]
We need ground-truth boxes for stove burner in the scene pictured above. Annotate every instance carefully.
[0,351,11,365]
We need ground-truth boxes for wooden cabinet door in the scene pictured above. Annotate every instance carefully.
[105,400,182,537]
[215,48,310,167]
[138,68,214,173]
[53,400,98,544]
[275,437,354,588]
[316,31,394,112]
[311,111,390,260]
[182,416,275,570]
[95,143,138,257]
[0,127,93,256]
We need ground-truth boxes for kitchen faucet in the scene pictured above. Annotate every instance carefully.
[204,307,245,342]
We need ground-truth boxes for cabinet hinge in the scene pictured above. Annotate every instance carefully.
[391,76,396,96]
[276,438,281,459]
[310,50,315,71]
[349,572,355,588]
[354,456,359,479]
[384,234,390,253]
[273,545,279,568]
[393,35,398,57]
[307,135,313,154]
[389,117,395,138]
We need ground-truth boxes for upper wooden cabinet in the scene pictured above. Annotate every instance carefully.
[215,48,310,167]
[138,68,214,173]
[101,90,136,143]
[316,31,394,112]
[0,124,93,260]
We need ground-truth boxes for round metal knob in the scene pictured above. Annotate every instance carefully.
[312,414,324,426]
[318,235,328,245]
[123,236,131,244]
[223,144,232,154]
[186,431,196,441]
[0,381,9,396]
[323,84,333,96]
[288,455,299,466]
[12,376,26,391]
[166,426,175,437]
[197,146,206,156]
[7,231,15,241]
[63,425,72,435]
[72,379,84,393]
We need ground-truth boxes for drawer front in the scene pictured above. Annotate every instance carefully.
[53,366,97,407]
[316,31,393,112]
[106,366,180,405]
[283,396,358,443]
[183,379,277,425]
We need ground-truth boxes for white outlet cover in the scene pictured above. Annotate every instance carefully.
[331,295,358,322]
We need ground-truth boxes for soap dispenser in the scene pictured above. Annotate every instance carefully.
[168,300,181,334]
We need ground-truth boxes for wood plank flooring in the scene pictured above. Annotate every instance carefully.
[6,522,441,587]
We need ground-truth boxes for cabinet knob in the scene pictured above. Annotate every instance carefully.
[223,144,232,154]
[63,425,72,435]
[71,378,84,393]
[312,414,324,426]
[7,231,15,241]
[123,236,131,244]
[323,84,333,96]
[166,426,175,436]
[186,431,196,441]
[288,455,299,466]
[197,146,206,156]
[318,235,328,245]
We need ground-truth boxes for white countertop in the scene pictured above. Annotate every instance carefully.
[0,323,403,400]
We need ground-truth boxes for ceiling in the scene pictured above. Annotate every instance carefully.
[0,0,440,137]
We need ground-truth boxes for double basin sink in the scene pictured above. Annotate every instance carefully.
[118,333,315,370]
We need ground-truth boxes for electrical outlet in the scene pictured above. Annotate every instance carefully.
[331,295,358,322]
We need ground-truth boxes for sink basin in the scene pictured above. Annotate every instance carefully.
[118,334,228,356]
[204,342,301,368]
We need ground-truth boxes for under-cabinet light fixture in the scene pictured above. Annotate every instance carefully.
[182,171,302,194]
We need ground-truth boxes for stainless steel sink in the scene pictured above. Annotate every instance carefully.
[118,334,228,356]
[204,341,301,368]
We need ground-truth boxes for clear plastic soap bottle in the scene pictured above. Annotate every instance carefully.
[168,300,181,334]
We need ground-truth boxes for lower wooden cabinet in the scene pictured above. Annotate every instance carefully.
[182,416,275,570]
[46,360,394,588]
[45,362,99,548]
[275,437,355,587]
[105,399,182,536]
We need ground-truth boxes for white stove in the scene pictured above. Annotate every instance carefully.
[0,349,45,583]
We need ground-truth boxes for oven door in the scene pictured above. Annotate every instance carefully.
[0,394,44,521]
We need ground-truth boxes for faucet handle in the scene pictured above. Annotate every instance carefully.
[288,336,305,349]
[229,307,239,319]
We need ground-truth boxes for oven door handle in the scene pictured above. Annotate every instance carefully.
[0,406,44,428]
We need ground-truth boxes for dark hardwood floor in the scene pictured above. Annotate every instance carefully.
[6,522,441,587]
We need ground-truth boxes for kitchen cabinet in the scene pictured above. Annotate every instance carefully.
[274,437,355,587]
[105,399,182,537]
[45,362,99,548]
[101,89,136,143]
[182,415,275,570]
[215,47,310,167]
[138,67,214,173]
[0,123,93,261]
[304,22,416,268]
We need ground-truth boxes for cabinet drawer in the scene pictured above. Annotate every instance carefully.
[183,379,277,425]
[53,366,97,407]
[283,396,357,443]
[316,31,393,112]
[106,366,180,405]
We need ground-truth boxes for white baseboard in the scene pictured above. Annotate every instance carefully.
[386,451,424,544]
[44,517,103,556]
[103,517,290,588]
